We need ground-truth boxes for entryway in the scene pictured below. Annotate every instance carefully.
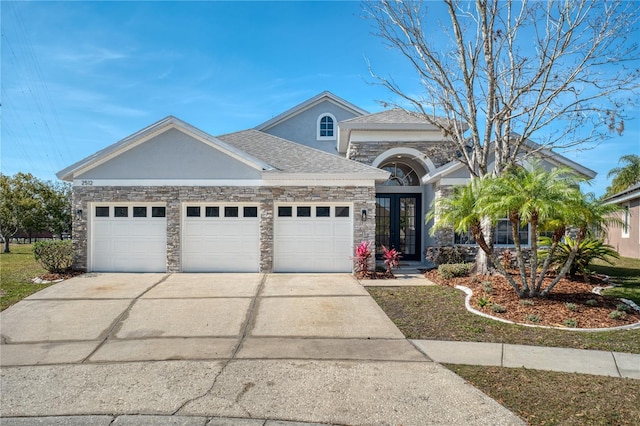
[375,194,421,261]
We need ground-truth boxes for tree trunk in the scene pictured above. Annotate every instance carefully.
[475,217,494,274]
[4,238,10,253]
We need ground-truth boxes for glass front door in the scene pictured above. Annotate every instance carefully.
[375,194,421,261]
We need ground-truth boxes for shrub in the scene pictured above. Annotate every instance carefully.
[352,241,372,274]
[33,240,73,273]
[616,303,632,313]
[525,314,540,323]
[482,281,493,293]
[564,318,578,328]
[478,296,491,307]
[520,299,535,306]
[609,310,626,320]
[565,303,577,312]
[585,299,598,307]
[491,303,506,313]
[381,244,401,274]
[431,247,466,265]
[539,236,620,279]
[437,263,473,279]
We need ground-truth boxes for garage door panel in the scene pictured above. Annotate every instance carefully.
[182,205,260,272]
[274,205,353,273]
[91,204,167,273]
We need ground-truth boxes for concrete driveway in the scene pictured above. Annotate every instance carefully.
[1,273,523,425]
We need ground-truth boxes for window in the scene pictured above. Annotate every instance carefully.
[114,207,128,218]
[186,206,201,217]
[205,206,219,217]
[317,114,336,139]
[380,162,420,186]
[494,219,529,245]
[225,206,238,217]
[95,206,109,217]
[152,207,166,218]
[336,206,350,217]
[244,206,258,218]
[278,206,292,217]
[316,206,330,217]
[133,207,147,218]
[454,220,529,245]
[297,206,311,217]
[622,204,630,238]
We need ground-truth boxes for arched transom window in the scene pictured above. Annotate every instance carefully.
[317,114,336,140]
[380,162,420,186]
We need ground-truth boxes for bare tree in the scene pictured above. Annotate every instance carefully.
[366,0,640,178]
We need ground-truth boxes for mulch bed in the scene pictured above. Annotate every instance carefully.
[424,270,640,329]
[355,270,396,279]
[37,270,85,282]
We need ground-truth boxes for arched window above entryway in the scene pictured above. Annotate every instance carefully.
[379,161,421,186]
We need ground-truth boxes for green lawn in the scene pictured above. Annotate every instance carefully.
[0,244,50,311]
[592,256,640,305]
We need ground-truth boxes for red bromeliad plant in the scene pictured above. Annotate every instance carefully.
[382,245,401,275]
[353,241,373,275]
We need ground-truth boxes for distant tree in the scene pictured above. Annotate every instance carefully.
[367,0,640,272]
[0,173,71,252]
[606,154,640,196]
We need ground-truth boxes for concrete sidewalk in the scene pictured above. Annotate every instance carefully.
[411,340,640,379]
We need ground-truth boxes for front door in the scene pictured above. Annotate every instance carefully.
[375,194,421,261]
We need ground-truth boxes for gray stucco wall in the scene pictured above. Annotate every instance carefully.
[72,185,376,272]
[79,128,262,180]
[263,100,360,154]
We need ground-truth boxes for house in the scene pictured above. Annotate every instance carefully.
[604,183,640,259]
[57,91,597,273]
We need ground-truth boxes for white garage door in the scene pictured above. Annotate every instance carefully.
[90,204,167,272]
[182,204,260,272]
[274,204,353,272]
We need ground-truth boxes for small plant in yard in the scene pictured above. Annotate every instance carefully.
[471,276,481,284]
[381,245,401,275]
[482,281,493,293]
[585,299,598,307]
[565,302,577,312]
[519,299,535,306]
[478,295,491,307]
[33,240,73,273]
[609,310,626,320]
[616,303,632,313]
[491,303,506,313]
[525,314,540,323]
[564,318,578,328]
[437,263,473,279]
[352,241,372,275]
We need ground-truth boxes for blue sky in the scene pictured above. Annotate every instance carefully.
[2,1,639,197]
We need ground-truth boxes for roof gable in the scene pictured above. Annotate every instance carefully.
[254,91,369,132]
[57,116,272,181]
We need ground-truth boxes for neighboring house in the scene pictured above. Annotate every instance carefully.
[604,183,640,259]
[57,91,597,272]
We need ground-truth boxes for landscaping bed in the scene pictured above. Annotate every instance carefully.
[424,270,640,329]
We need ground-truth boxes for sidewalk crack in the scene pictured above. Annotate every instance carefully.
[172,272,268,416]
[81,274,171,363]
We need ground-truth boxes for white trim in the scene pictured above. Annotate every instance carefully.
[371,147,436,174]
[440,177,471,186]
[317,113,337,141]
[74,178,379,187]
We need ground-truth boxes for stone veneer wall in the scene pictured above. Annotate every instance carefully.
[73,185,375,272]
[346,141,458,168]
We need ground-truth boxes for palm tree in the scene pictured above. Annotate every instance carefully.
[482,163,583,297]
[606,154,640,195]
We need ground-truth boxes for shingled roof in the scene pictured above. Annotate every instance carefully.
[218,129,388,177]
